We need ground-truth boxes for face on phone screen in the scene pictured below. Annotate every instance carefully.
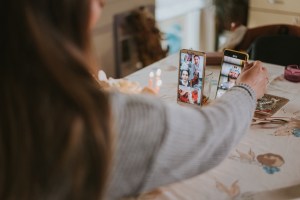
[177,50,205,106]
[216,50,248,98]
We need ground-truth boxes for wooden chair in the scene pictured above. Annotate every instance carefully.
[207,24,300,66]
[234,24,300,52]
[248,35,300,66]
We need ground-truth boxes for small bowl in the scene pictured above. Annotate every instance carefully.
[284,65,300,82]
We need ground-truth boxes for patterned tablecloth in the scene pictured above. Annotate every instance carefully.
[125,54,300,200]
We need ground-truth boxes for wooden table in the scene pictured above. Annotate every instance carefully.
[125,53,300,200]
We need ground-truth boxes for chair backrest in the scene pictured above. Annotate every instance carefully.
[235,24,300,52]
[248,35,300,66]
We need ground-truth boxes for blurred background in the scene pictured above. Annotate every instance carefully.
[92,0,300,78]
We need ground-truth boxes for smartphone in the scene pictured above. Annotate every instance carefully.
[216,49,249,98]
[177,49,206,106]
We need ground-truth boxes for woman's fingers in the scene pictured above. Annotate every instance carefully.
[238,61,269,99]
[243,61,254,72]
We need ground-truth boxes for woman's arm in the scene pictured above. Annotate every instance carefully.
[143,84,256,192]
[107,84,256,199]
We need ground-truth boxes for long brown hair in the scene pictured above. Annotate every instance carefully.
[1,0,112,199]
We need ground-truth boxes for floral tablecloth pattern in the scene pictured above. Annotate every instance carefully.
[126,54,300,200]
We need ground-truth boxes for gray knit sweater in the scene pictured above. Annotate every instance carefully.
[107,84,256,199]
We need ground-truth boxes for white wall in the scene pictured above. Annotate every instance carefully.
[155,0,215,53]
[200,0,216,52]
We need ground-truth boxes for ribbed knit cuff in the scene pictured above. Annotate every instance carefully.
[234,83,256,101]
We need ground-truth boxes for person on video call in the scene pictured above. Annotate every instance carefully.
[221,66,241,90]
[2,0,269,199]
[178,69,194,104]
[179,69,191,87]
[190,55,203,88]
[180,54,192,71]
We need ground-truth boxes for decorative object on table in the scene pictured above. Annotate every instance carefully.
[256,153,285,174]
[284,65,300,82]
[229,149,285,175]
[98,70,156,95]
[229,148,259,165]
[254,94,289,118]
[254,107,300,136]
[251,117,289,129]
[274,116,300,137]
[147,68,162,94]
[215,179,240,199]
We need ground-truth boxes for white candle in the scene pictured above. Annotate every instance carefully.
[156,68,162,77]
[155,79,162,93]
[148,71,154,89]
[153,68,162,93]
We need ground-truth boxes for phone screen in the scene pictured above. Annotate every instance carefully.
[216,49,248,98]
[177,49,206,106]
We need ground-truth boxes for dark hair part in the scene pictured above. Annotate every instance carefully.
[181,69,190,76]
[1,0,112,199]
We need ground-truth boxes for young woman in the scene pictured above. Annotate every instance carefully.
[179,70,191,87]
[2,0,111,199]
[1,0,269,199]
[178,69,194,104]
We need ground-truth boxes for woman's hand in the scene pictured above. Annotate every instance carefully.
[237,61,269,99]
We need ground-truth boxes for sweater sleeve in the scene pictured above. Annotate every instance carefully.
[107,85,256,199]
